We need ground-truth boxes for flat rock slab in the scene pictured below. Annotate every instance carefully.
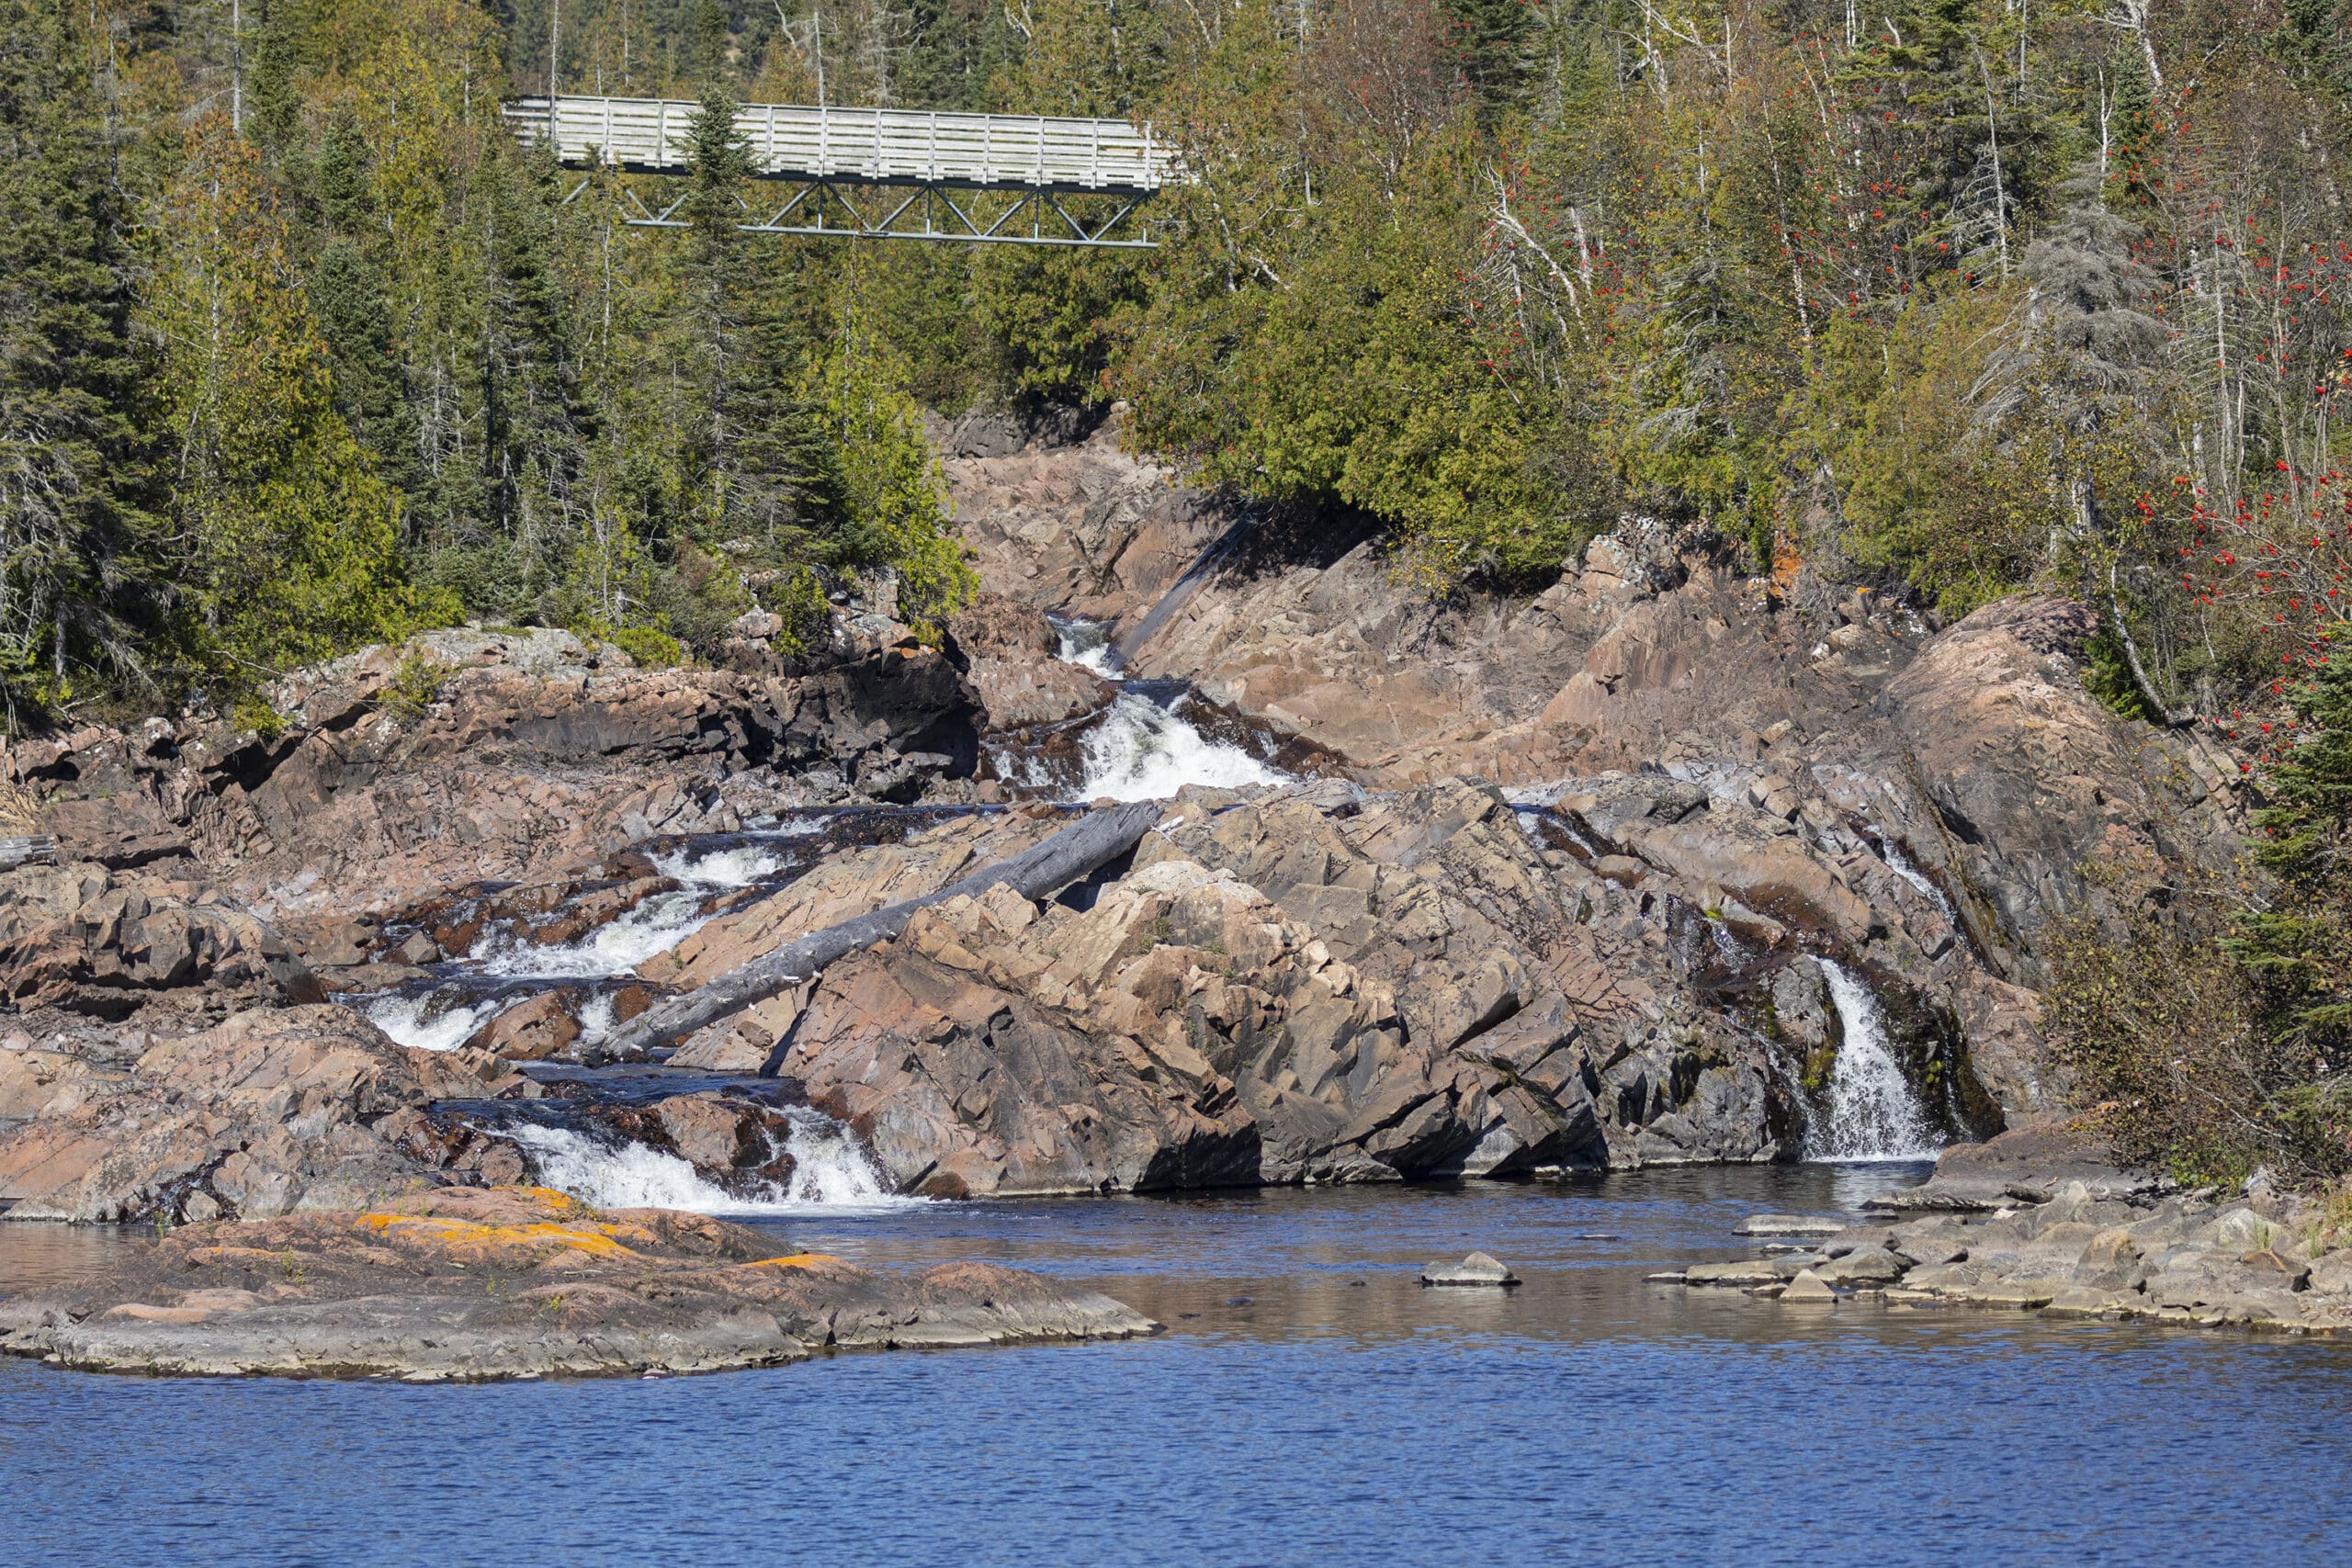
[1684,1261,1781,1287]
[1735,1215,1849,1236]
[1421,1251,1520,1287]
[0,1187,1156,1381]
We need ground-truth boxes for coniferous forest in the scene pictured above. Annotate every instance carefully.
[3,0,2346,732]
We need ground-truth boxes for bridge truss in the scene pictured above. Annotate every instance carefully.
[503,96,1180,249]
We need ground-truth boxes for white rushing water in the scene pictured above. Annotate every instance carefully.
[1056,617,1122,677]
[650,841,791,889]
[1811,958,1941,1161]
[1075,693,1286,802]
[1874,832,1956,919]
[1054,617,1286,801]
[470,888,716,979]
[503,1114,920,1215]
[364,992,494,1052]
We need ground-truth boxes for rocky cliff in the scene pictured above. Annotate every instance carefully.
[0,421,2249,1222]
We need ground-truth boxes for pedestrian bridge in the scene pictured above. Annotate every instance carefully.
[503,95,1180,247]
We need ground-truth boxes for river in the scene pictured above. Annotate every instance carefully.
[5,1162,2350,1565]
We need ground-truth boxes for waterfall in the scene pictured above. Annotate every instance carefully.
[1811,959,1941,1161]
[364,991,494,1053]
[1055,619,1286,801]
[502,1112,921,1215]
[1873,831,1955,919]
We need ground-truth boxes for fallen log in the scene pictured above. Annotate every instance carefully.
[593,800,1165,1063]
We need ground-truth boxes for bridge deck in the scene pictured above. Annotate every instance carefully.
[503,96,1175,194]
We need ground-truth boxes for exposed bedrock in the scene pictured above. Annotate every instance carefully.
[0,1185,1154,1379]
[944,430,2251,1123]
[0,429,2265,1223]
[7,623,983,923]
[648,777,2004,1196]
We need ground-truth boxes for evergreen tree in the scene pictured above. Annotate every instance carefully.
[688,0,731,87]
[146,127,435,687]
[1836,0,2051,283]
[0,0,155,716]
[250,1,302,152]
[309,109,424,503]
[2237,642,2352,1045]
[2273,0,2352,110]
[475,141,597,604]
[679,85,842,582]
[1438,0,1531,115]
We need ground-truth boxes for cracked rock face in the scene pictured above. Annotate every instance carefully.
[952,430,2248,1127]
[753,780,1812,1197]
[0,1004,518,1223]
[0,433,2267,1229]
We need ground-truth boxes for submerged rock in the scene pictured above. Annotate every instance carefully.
[0,1186,1156,1380]
[1735,1214,1848,1236]
[1421,1251,1520,1287]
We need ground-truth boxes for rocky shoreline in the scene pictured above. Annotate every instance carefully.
[1658,1125,2352,1337]
[0,420,2284,1373]
[0,1186,1154,1380]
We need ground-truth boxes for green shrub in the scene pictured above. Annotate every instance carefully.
[608,626,684,669]
[379,649,454,720]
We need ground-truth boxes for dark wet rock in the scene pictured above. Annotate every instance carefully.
[1420,1251,1519,1287]
[0,1186,1156,1380]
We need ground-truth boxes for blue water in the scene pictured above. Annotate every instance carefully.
[6,1164,2349,1566]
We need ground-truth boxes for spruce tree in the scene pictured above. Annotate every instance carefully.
[0,0,155,716]
[477,141,597,606]
[309,110,424,504]
[678,85,843,602]
[1439,0,1532,115]
[1836,0,2051,282]
[2235,643,2352,1044]
[249,1,300,152]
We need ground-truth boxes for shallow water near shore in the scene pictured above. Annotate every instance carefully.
[5,1164,2350,1566]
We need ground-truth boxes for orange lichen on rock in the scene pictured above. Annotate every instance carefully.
[741,1252,842,1270]
[353,1212,650,1265]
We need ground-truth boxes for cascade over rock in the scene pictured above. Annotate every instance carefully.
[0,422,2257,1223]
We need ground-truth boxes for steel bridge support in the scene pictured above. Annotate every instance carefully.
[572,175,1155,248]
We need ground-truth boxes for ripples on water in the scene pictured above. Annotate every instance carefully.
[5,1168,2350,1565]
